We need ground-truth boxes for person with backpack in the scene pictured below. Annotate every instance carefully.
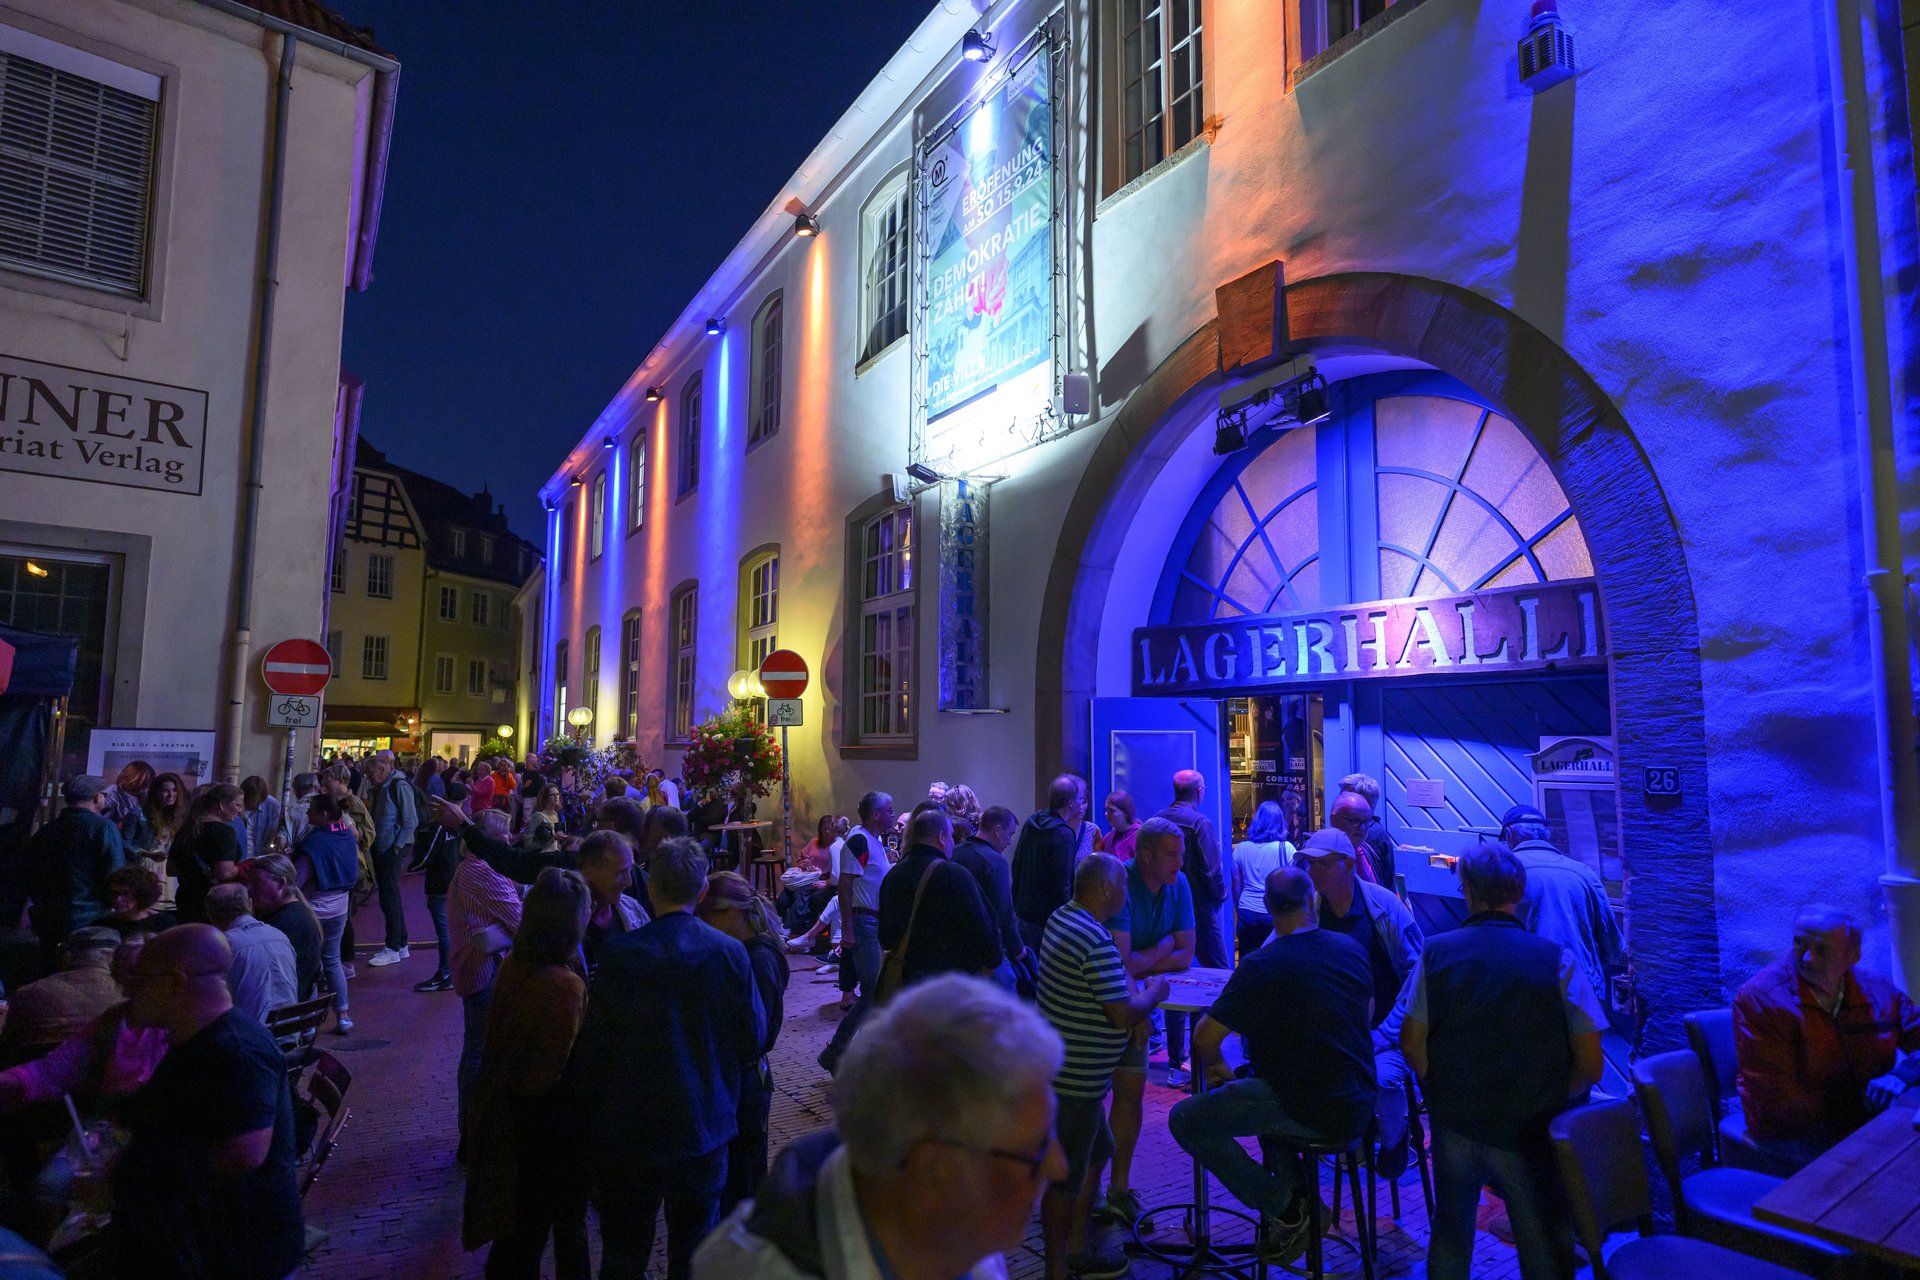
[363,752,419,968]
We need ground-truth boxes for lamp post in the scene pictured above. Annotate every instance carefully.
[566,704,593,747]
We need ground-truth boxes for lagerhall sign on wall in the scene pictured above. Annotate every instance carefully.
[1131,579,1605,696]
[0,354,209,496]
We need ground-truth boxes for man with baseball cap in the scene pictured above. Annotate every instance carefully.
[1498,803,1622,1021]
[24,775,126,969]
[1294,826,1423,1178]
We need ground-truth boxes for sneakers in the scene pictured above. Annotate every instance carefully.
[343,963,357,979]
[1256,1205,1310,1263]
[413,973,452,993]
[1097,1187,1145,1226]
[1375,1129,1410,1180]
[1164,1064,1191,1089]
[1067,1240,1130,1278]
[367,946,410,967]
[334,1016,353,1035]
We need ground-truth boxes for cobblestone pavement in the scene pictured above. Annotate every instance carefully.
[302,882,1527,1278]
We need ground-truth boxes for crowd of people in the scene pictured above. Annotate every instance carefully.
[1,747,1915,1280]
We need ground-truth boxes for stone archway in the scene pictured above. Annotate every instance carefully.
[1037,271,1717,1046]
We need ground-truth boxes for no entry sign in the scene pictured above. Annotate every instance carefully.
[260,638,332,697]
[758,649,809,700]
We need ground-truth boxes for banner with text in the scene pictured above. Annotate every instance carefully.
[938,479,990,709]
[0,354,208,495]
[922,50,1052,435]
[1132,580,1606,697]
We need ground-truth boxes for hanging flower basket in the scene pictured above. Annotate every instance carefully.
[683,704,784,799]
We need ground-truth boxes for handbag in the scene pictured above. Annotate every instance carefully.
[872,860,940,1006]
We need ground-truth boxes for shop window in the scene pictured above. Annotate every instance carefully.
[620,610,642,740]
[669,583,697,741]
[0,33,159,297]
[433,654,454,694]
[739,548,780,723]
[1112,0,1204,188]
[628,430,647,533]
[590,472,606,560]
[366,553,393,599]
[583,625,601,728]
[677,375,702,497]
[438,585,457,621]
[471,591,490,627]
[468,657,487,697]
[859,171,910,363]
[849,501,913,744]
[749,293,783,445]
[362,635,388,680]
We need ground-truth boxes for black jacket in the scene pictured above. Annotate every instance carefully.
[877,845,1002,986]
[1009,810,1078,928]
[952,836,1023,959]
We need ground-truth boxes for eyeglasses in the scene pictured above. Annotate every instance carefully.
[921,1131,1056,1179]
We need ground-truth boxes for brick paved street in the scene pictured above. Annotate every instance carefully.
[301,879,1527,1278]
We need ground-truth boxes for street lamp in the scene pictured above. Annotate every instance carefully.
[496,724,514,740]
[728,669,753,701]
[566,704,593,745]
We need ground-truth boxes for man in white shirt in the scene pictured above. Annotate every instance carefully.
[818,792,896,1074]
[204,882,296,1023]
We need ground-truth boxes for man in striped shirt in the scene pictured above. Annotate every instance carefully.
[1038,853,1170,1280]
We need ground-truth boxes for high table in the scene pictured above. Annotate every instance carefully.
[711,820,770,873]
[1752,1085,1920,1271]
[1128,966,1264,1279]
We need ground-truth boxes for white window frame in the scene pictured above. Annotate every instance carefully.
[438,585,457,621]
[471,591,490,627]
[433,653,455,694]
[590,472,606,559]
[1295,0,1390,63]
[856,506,914,741]
[468,657,487,697]
[325,630,342,677]
[677,376,702,497]
[450,528,466,557]
[366,553,393,599]
[330,551,346,594]
[749,293,783,446]
[583,625,602,731]
[362,634,389,681]
[1113,0,1206,188]
[670,585,697,741]
[479,534,495,562]
[858,171,911,364]
[621,610,642,740]
[743,550,779,723]
[554,639,569,732]
[628,430,647,533]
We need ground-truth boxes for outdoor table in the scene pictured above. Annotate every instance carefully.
[1126,966,1266,1278]
[1752,1085,1920,1270]
[712,820,770,872]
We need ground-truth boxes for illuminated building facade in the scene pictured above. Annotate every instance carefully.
[539,0,1920,1040]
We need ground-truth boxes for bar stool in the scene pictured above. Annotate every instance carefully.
[1335,1079,1436,1223]
[748,853,785,900]
[1259,1131,1377,1280]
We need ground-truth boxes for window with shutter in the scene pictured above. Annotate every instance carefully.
[0,35,160,297]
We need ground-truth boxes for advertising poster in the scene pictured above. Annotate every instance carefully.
[86,727,217,784]
[922,51,1052,428]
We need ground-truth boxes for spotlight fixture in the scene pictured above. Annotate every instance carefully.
[603,436,617,449]
[962,28,995,61]
[905,462,944,485]
[1213,415,1248,456]
[793,211,821,237]
[645,386,663,402]
[1290,374,1332,427]
[706,317,724,335]
[569,475,584,488]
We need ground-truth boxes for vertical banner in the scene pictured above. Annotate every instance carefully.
[920,48,1053,469]
[939,479,990,709]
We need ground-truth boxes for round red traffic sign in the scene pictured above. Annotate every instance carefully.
[758,649,809,699]
[260,638,332,697]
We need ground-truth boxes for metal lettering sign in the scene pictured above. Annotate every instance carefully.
[0,354,209,495]
[939,479,990,709]
[1131,579,1605,696]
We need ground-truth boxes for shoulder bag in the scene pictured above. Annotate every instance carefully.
[872,860,940,1006]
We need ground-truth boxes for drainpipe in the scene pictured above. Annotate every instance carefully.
[1823,0,1920,988]
[221,30,297,782]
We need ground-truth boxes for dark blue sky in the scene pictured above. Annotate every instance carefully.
[339,2,930,540]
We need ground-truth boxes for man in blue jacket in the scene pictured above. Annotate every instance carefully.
[570,836,765,1280]
[25,775,124,967]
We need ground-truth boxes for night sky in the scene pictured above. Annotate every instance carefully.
[337,1,932,541]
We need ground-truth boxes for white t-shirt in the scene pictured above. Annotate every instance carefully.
[1234,839,1294,915]
[838,828,891,912]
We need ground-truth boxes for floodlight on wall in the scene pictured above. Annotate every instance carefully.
[603,436,617,449]
[645,386,663,402]
[1213,413,1248,456]
[706,317,725,335]
[1290,374,1331,427]
[962,28,995,62]
[570,475,584,487]
[793,212,821,237]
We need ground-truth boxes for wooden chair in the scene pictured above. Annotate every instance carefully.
[300,1050,352,1199]
[264,992,335,1069]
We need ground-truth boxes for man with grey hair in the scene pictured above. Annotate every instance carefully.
[1326,789,1382,884]
[363,750,418,968]
[205,882,297,1023]
[1499,802,1622,1024]
[573,836,764,1280]
[696,973,1067,1279]
[1336,772,1396,886]
[1039,854,1170,1279]
[1734,902,1920,1167]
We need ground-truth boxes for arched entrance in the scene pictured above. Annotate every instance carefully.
[1037,272,1715,1046]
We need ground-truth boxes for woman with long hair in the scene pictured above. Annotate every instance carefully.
[464,868,591,1280]
[1099,790,1141,861]
[101,760,154,848]
[413,756,446,799]
[1231,799,1295,958]
[696,870,788,1213]
[102,863,176,937]
[520,785,562,854]
[294,792,361,1032]
[237,774,281,859]
[940,784,983,842]
[168,783,243,923]
[141,772,191,856]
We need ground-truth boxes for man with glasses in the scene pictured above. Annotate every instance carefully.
[1294,825,1423,1178]
[697,973,1067,1280]
[109,923,303,1278]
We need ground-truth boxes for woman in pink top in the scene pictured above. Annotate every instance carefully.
[1099,790,1140,861]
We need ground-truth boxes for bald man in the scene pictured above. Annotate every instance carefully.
[1326,791,1381,884]
[1734,904,1920,1168]
[113,924,303,1278]
[1154,770,1229,971]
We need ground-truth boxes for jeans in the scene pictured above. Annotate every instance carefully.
[722,1063,772,1217]
[1427,1127,1574,1280]
[318,912,350,1014]
[458,987,493,1137]
[1167,1077,1329,1219]
[1374,1046,1410,1150]
[1192,898,1232,969]
[372,843,408,951]
[1235,908,1272,961]
[820,909,883,1071]
[425,894,451,978]
[594,1145,728,1280]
